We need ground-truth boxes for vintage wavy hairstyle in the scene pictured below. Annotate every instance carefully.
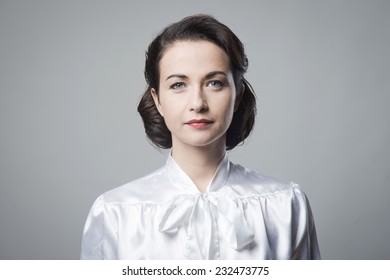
[137,14,256,150]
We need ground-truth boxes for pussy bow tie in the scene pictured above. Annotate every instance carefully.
[158,193,255,259]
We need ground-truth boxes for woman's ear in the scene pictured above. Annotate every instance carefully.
[151,88,164,117]
[234,84,245,112]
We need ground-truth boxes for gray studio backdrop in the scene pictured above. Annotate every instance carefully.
[1,0,389,259]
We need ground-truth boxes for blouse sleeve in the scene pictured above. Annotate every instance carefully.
[291,185,321,259]
[80,195,118,259]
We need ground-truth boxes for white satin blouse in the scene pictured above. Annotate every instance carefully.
[81,153,320,260]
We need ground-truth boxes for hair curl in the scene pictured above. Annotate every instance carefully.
[138,14,256,150]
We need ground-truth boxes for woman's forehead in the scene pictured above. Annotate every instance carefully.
[159,40,231,78]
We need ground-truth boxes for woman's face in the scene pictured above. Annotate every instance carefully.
[152,40,240,150]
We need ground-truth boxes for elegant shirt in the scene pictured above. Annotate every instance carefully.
[81,153,320,260]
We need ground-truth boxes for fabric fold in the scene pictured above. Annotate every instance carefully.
[158,192,255,256]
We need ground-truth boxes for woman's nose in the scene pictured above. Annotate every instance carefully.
[189,86,208,112]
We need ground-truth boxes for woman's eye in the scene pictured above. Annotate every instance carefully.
[207,80,224,88]
[169,82,185,90]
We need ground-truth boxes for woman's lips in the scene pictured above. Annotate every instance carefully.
[185,119,214,128]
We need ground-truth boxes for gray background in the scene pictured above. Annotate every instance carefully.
[1,0,389,259]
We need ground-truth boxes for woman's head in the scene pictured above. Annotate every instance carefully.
[138,14,256,150]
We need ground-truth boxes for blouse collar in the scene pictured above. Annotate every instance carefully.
[165,152,231,193]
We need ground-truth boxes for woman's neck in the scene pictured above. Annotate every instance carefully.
[171,140,226,193]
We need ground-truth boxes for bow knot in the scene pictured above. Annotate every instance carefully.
[159,193,255,257]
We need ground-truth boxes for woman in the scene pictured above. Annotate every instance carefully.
[81,14,320,259]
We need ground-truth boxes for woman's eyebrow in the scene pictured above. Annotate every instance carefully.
[205,71,227,79]
[165,74,188,81]
[165,71,227,81]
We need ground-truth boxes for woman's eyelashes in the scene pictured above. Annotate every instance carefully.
[168,80,224,91]
[206,80,224,89]
[169,82,186,90]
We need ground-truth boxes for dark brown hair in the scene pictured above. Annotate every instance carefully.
[137,14,256,150]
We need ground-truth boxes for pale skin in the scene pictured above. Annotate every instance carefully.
[151,40,244,192]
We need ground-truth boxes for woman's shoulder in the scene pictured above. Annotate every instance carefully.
[95,165,174,205]
[227,162,305,198]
